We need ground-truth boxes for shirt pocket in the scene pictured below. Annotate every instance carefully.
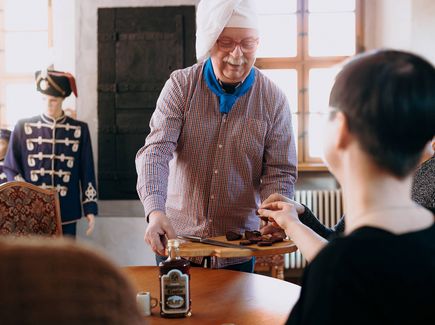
[234,118,267,161]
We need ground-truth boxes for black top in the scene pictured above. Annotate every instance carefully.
[298,205,345,239]
[287,222,435,325]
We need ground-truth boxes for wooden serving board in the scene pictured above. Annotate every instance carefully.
[172,236,298,258]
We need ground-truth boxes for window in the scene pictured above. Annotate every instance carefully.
[254,0,363,170]
[0,0,51,129]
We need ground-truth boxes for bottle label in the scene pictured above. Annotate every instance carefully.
[161,269,190,314]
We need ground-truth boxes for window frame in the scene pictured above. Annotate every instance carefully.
[255,0,364,171]
[0,0,52,129]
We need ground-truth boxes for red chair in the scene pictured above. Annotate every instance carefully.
[0,181,62,236]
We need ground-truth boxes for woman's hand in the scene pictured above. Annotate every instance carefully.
[258,201,301,233]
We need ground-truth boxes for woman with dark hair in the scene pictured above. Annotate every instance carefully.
[258,49,435,324]
[261,138,434,263]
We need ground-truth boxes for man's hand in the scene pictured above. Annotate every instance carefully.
[261,193,305,214]
[144,210,176,256]
[85,214,95,236]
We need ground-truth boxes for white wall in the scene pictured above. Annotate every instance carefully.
[54,0,435,266]
[411,0,435,63]
[52,0,76,112]
[367,0,413,51]
[364,0,435,64]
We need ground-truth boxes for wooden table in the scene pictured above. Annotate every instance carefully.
[123,266,301,325]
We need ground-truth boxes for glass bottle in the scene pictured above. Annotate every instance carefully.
[159,239,191,318]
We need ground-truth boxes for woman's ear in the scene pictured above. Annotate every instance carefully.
[335,111,352,149]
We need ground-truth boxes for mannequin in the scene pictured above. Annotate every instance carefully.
[4,69,98,236]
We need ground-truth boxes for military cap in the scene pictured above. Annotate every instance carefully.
[35,69,78,98]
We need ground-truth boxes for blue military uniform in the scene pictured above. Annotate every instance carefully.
[0,128,12,184]
[4,113,98,223]
[3,69,98,232]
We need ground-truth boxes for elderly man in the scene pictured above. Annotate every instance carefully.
[135,0,297,271]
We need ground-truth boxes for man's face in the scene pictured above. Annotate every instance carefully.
[210,27,259,83]
[0,139,9,159]
[42,95,64,117]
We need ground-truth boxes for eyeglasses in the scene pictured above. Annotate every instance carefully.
[216,37,259,53]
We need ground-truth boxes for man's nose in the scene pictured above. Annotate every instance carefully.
[230,44,243,57]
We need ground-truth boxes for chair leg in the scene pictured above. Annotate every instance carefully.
[271,266,284,280]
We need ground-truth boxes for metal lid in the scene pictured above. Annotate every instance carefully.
[167,239,180,248]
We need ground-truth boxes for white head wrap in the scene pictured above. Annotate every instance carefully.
[196,0,259,62]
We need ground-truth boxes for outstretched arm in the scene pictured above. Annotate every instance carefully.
[259,193,344,262]
[259,201,328,262]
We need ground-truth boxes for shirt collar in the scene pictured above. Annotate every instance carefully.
[41,112,67,124]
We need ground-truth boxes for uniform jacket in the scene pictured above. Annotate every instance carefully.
[0,160,7,184]
[4,113,98,224]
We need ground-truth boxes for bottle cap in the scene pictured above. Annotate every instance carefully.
[167,239,180,248]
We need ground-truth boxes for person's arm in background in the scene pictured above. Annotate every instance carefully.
[259,193,345,262]
[411,137,435,214]
[3,121,26,181]
[135,72,185,256]
[259,93,297,204]
[79,123,98,236]
[419,137,434,164]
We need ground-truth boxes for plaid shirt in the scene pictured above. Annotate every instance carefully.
[136,61,297,268]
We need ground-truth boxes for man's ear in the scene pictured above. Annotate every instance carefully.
[335,111,352,149]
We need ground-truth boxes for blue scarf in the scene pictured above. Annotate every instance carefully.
[203,58,255,114]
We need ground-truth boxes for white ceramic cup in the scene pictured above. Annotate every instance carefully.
[136,291,158,316]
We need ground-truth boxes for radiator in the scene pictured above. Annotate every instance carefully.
[285,189,343,269]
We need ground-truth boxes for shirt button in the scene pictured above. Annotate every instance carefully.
[214,169,218,174]
[210,195,215,199]
[218,144,223,149]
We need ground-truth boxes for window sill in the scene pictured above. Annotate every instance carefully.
[298,163,329,172]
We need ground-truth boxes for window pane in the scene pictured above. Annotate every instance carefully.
[309,67,341,113]
[309,13,355,57]
[261,69,298,113]
[257,14,297,58]
[309,0,355,12]
[254,0,297,14]
[6,83,43,128]
[5,32,49,73]
[308,114,324,158]
[5,0,48,31]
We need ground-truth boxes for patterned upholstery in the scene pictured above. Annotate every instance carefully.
[0,181,62,236]
[0,237,145,325]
